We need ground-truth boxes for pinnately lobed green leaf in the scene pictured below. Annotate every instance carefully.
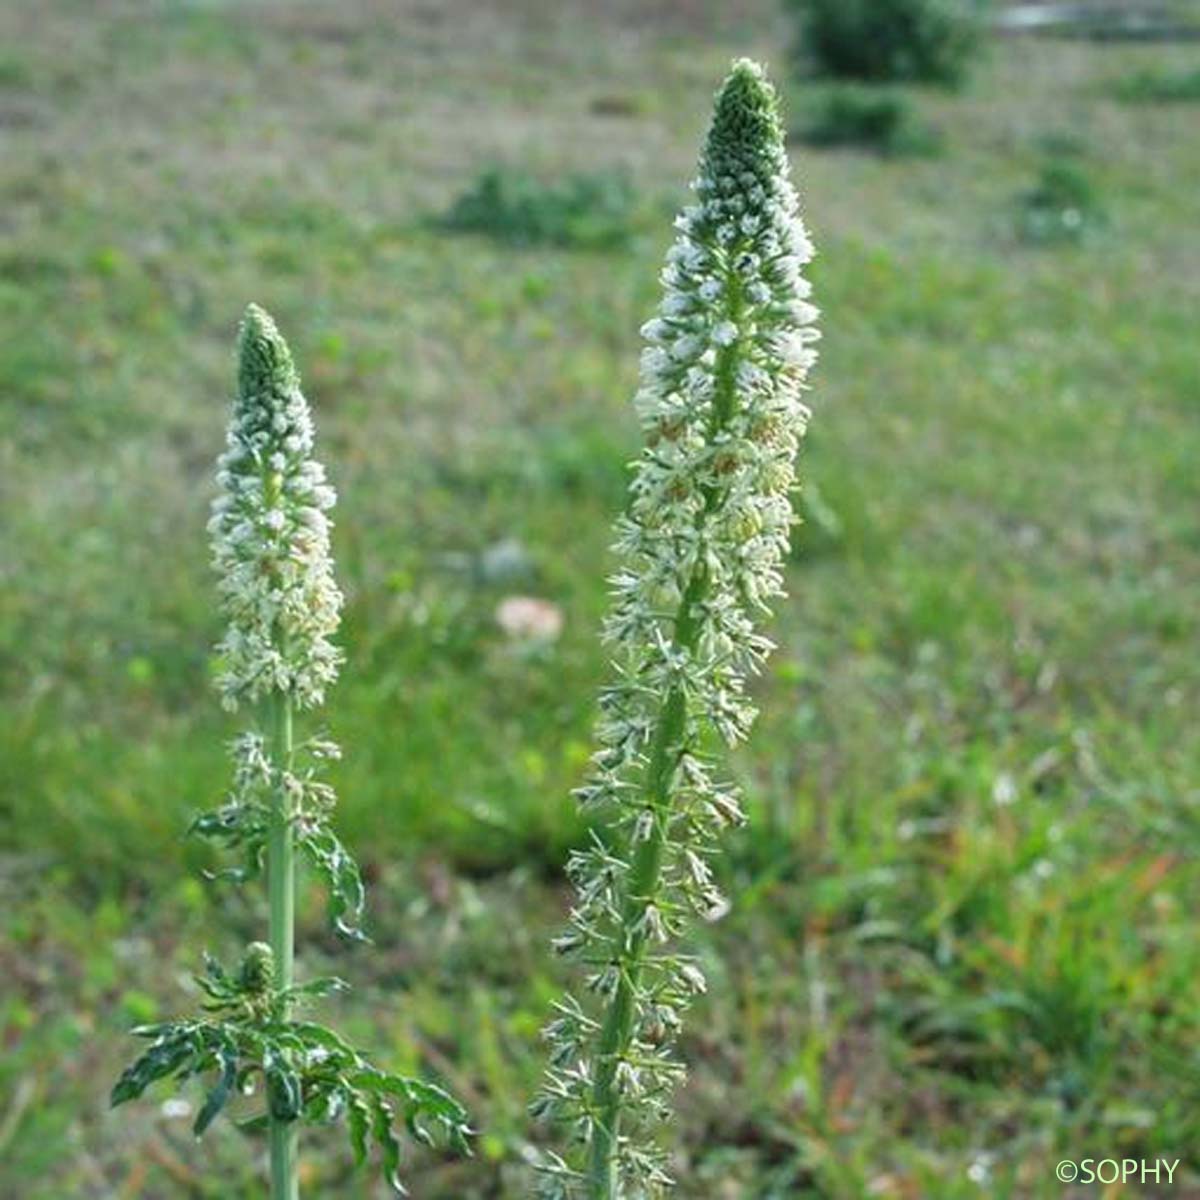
[110,952,472,1193]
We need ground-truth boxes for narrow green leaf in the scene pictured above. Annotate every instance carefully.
[370,1094,406,1195]
[286,976,349,1004]
[193,1038,238,1137]
[299,827,369,941]
[288,1020,361,1060]
[111,1031,194,1107]
[347,1092,370,1167]
[264,1045,302,1122]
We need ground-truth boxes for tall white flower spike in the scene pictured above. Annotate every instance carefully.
[536,60,819,1199]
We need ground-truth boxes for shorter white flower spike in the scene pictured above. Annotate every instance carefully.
[209,304,343,712]
[115,308,472,1194]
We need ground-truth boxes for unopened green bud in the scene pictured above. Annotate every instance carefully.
[239,941,275,995]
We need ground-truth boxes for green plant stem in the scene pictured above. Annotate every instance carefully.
[585,277,743,1199]
[268,690,298,1200]
[585,576,707,1197]
[584,674,692,1198]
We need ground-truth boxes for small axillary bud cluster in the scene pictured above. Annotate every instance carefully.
[537,59,819,1196]
[238,941,276,996]
[208,304,343,712]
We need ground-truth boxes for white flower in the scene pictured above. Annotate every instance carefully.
[712,321,738,347]
[669,334,701,362]
[209,305,343,711]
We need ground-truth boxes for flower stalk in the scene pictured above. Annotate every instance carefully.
[267,691,297,1200]
[535,60,819,1198]
[112,306,470,1196]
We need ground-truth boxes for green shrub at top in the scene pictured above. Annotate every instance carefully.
[797,85,942,155]
[440,166,638,249]
[785,0,983,85]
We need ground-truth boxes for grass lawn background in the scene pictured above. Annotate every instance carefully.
[1,1,1198,1196]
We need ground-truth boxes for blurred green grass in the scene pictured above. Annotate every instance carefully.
[1,1,1198,1196]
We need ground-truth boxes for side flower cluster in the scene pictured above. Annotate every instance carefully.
[192,729,365,940]
[208,303,342,712]
[536,60,819,1196]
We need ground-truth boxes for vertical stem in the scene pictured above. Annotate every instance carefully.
[587,566,709,1197]
[268,691,299,1200]
[585,270,744,1198]
[586,687,687,1198]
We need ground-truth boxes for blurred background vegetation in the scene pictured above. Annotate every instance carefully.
[2,1,1198,1196]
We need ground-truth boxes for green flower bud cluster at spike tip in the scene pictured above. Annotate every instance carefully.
[209,303,342,712]
[534,61,818,1198]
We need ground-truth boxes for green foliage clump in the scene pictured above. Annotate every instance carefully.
[798,86,941,155]
[785,0,983,85]
[1016,160,1104,245]
[1110,66,1200,103]
[440,166,638,249]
